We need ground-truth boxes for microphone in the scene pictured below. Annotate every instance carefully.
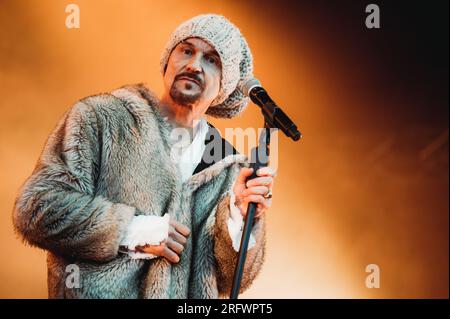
[242,78,301,141]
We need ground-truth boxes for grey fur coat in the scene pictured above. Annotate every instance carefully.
[12,84,266,299]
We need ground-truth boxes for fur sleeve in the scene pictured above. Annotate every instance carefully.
[12,101,136,263]
[213,192,266,297]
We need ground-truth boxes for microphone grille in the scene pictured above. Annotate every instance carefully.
[242,78,261,97]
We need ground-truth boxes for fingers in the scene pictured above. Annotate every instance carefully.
[161,244,180,264]
[248,166,276,184]
[236,167,254,183]
[256,166,277,177]
[162,232,186,263]
[136,243,165,255]
[241,198,272,218]
[246,176,273,188]
[236,166,276,220]
[166,219,191,264]
[136,218,190,264]
[169,219,191,238]
[242,185,269,197]
[169,228,187,245]
[166,237,184,255]
[238,167,275,184]
[243,194,268,205]
[258,198,272,209]
[139,240,181,264]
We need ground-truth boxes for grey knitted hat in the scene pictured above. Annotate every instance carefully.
[160,14,254,119]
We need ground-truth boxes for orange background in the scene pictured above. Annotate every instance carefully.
[0,0,448,298]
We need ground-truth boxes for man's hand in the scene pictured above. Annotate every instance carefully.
[136,218,190,263]
[233,166,276,219]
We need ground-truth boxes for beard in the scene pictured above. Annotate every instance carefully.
[169,79,202,106]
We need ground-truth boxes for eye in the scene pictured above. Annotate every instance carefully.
[183,48,192,55]
[207,55,218,65]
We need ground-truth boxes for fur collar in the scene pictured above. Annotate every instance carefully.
[111,83,248,191]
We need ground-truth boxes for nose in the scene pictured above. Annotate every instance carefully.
[185,54,202,74]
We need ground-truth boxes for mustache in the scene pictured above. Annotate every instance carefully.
[175,72,204,88]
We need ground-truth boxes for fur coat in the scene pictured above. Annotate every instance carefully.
[12,83,266,299]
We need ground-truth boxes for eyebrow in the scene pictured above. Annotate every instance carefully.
[181,40,220,58]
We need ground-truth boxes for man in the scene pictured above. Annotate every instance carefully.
[13,14,275,299]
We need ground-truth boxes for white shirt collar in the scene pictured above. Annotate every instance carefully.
[168,117,210,183]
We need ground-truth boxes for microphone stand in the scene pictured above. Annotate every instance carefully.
[230,119,276,299]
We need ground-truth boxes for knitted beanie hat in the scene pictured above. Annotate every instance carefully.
[160,14,254,118]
